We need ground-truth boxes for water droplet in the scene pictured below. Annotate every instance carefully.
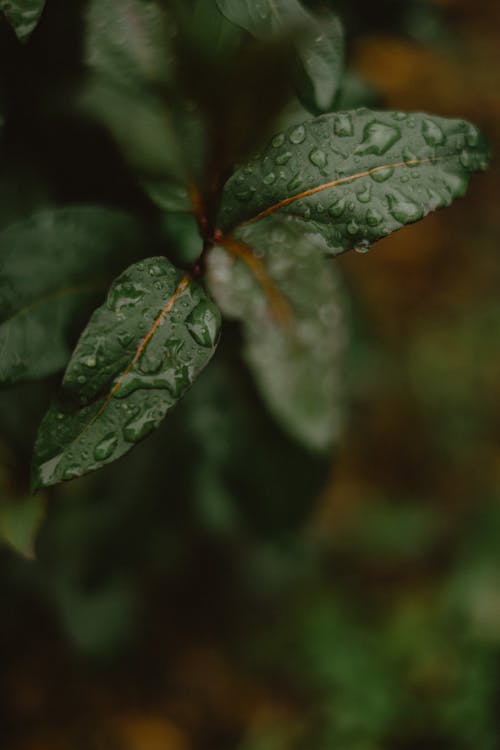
[371,167,394,183]
[356,184,371,203]
[309,148,327,169]
[356,121,401,156]
[289,125,306,144]
[123,407,162,443]
[422,119,445,146]
[118,331,134,348]
[287,172,302,191]
[366,208,383,226]
[63,465,80,481]
[388,195,422,223]
[354,239,372,254]
[148,264,164,277]
[94,433,118,461]
[186,300,220,348]
[235,188,251,201]
[139,346,164,374]
[334,113,353,137]
[328,197,346,217]
[271,133,285,148]
[263,172,276,185]
[275,151,292,166]
[459,149,472,169]
[107,281,146,313]
[403,146,418,165]
[83,354,97,368]
[347,220,359,236]
[465,125,480,147]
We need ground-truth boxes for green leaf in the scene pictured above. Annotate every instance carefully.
[32,257,221,488]
[216,0,344,112]
[0,0,45,40]
[86,0,172,91]
[208,217,346,451]
[0,207,145,385]
[0,494,45,558]
[219,109,490,256]
[83,0,199,190]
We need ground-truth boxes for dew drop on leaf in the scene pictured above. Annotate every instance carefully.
[275,151,292,166]
[263,172,276,185]
[328,197,346,217]
[355,121,401,156]
[106,281,146,313]
[309,148,327,169]
[356,184,371,203]
[371,167,394,183]
[334,113,353,137]
[94,433,118,461]
[289,125,306,144]
[354,239,372,254]
[421,119,445,146]
[388,195,422,223]
[271,133,286,148]
[347,220,359,236]
[185,300,220,349]
[123,408,159,443]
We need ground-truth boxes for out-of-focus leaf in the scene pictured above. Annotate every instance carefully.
[84,0,202,190]
[0,494,45,558]
[0,0,45,40]
[32,257,221,488]
[86,0,172,90]
[208,216,346,451]
[217,0,344,112]
[0,207,145,385]
[220,109,490,255]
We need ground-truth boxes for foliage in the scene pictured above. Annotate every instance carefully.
[0,0,489,490]
[0,2,496,747]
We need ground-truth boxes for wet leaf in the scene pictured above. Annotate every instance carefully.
[216,0,344,112]
[208,217,346,451]
[0,494,45,558]
[32,257,221,488]
[219,109,490,256]
[0,207,145,385]
[0,0,45,40]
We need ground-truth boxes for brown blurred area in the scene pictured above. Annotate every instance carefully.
[318,0,500,535]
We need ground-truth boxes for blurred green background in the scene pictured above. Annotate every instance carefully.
[1,1,499,748]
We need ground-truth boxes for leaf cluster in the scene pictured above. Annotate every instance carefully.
[0,0,490,491]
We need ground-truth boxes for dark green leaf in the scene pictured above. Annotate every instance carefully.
[86,0,172,90]
[219,109,490,255]
[83,0,199,190]
[0,0,45,40]
[208,216,346,451]
[32,257,221,488]
[0,207,145,385]
[216,0,344,112]
[0,494,45,558]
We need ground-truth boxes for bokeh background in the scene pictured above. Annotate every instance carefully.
[1,1,499,748]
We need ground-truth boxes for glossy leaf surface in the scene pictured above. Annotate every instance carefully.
[208,217,346,451]
[32,257,221,488]
[219,109,490,255]
[216,0,344,112]
[0,207,144,384]
[0,0,45,40]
